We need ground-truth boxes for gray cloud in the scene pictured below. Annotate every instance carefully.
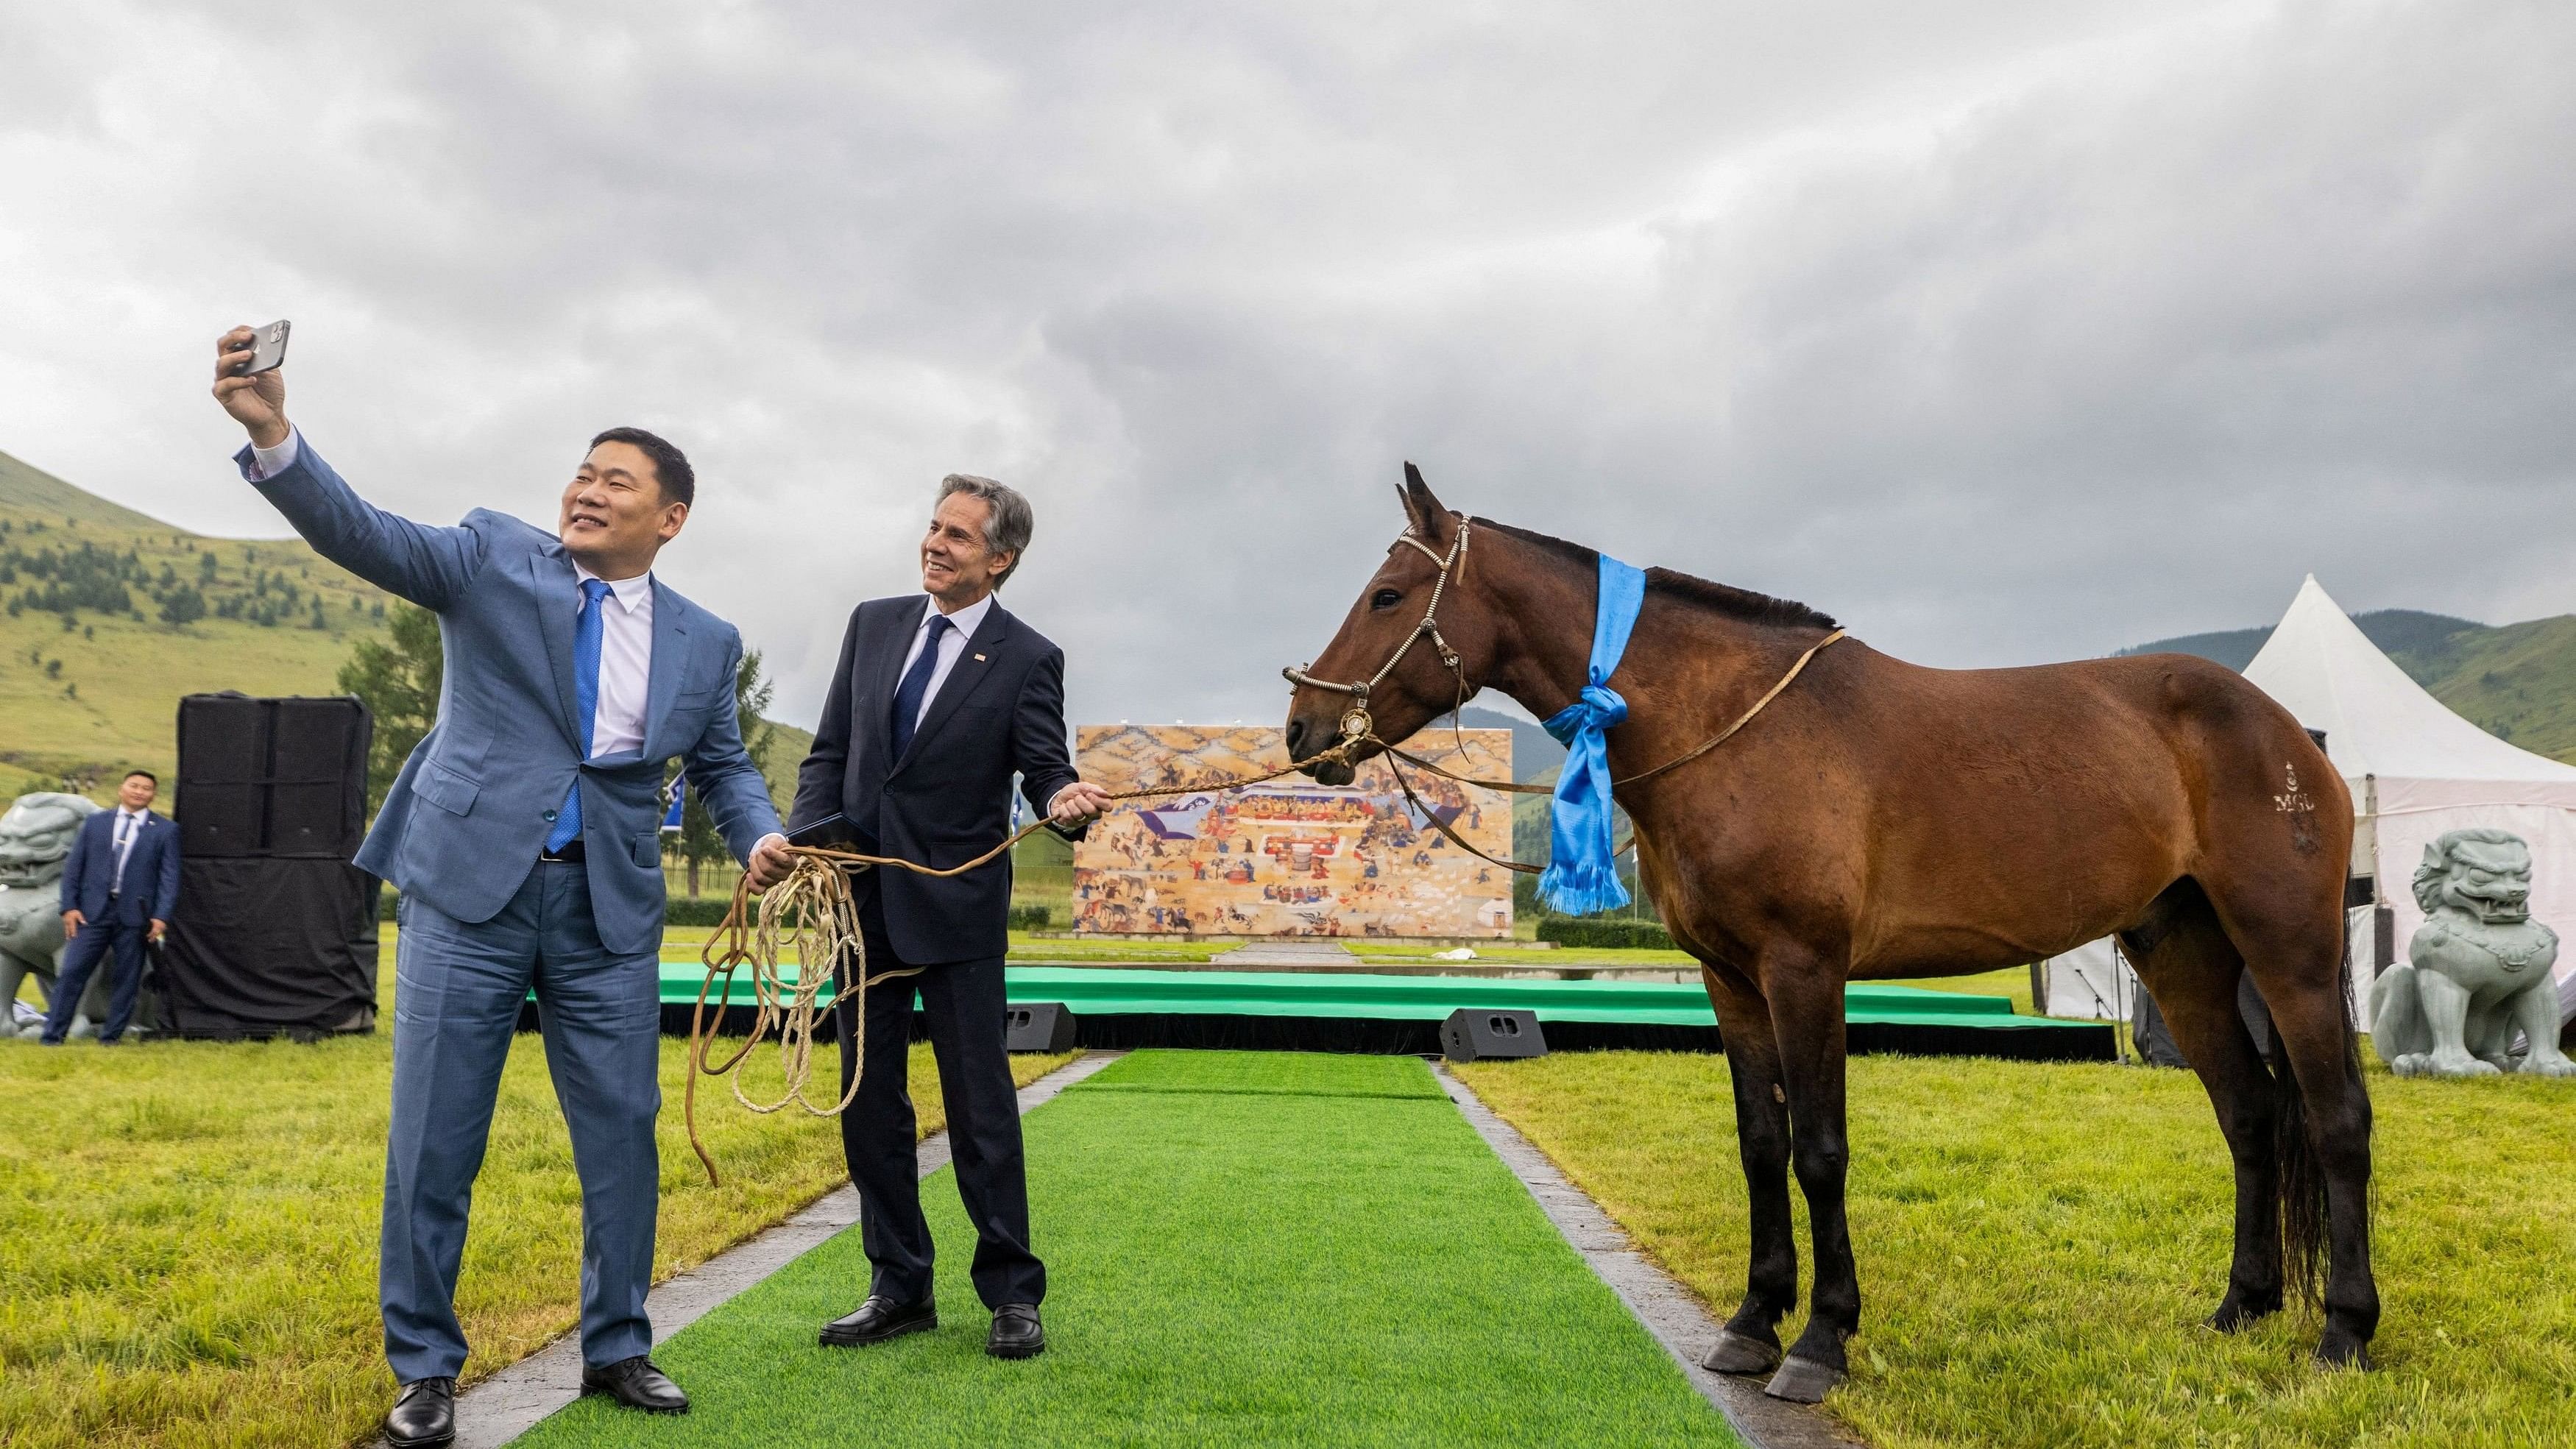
[1,0,2569,732]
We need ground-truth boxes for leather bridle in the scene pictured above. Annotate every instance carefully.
[1281,515,1473,749]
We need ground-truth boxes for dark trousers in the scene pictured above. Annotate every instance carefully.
[835,885,1043,1308]
[381,862,662,1381]
[44,909,146,1044]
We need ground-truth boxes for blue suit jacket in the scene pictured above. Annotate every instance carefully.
[60,807,180,926]
[236,438,782,955]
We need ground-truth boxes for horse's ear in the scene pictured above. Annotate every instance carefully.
[1398,461,1453,546]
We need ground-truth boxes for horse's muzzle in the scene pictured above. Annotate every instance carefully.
[1283,712,1359,786]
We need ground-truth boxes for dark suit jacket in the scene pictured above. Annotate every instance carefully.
[60,807,181,926]
[792,595,1083,965]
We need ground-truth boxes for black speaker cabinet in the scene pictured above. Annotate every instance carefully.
[1442,1007,1547,1062]
[176,693,372,858]
[1004,1002,1078,1052]
[160,693,380,1039]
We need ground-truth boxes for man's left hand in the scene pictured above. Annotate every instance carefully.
[1048,782,1111,826]
[746,833,796,893]
[148,918,168,943]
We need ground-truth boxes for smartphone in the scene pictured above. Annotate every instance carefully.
[238,319,291,375]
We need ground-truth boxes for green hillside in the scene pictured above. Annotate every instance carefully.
[0,448,400,801]
[0,449,809,807]
[2128,609,2576,764]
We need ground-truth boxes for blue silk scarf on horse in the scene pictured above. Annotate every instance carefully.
[1538,554,1646,914]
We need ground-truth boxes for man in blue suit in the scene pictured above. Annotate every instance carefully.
[43,768,180,1045]
[213,327,793,1448]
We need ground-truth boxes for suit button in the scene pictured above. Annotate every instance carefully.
[542,809,558,822]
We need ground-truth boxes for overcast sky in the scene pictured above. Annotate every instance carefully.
[4,1,2570,731]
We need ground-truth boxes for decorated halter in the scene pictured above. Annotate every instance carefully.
[1281,515,1473,748]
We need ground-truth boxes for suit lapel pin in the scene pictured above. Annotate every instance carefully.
[973,653,987,662]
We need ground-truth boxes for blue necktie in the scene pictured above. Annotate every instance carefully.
[891,613,954,759]
[546,578,614,854]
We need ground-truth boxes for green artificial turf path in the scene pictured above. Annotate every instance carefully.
[512,1050,1740,1448]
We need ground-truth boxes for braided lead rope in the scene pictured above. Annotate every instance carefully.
[683,733,1385,1184]
[686,628,1843,1183]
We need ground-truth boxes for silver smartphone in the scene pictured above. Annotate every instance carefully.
[239,319,291,375]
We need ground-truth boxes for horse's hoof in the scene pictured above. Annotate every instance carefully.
[1700,1331,1782,1376]
[1763,1355,1843,1403]
[2205,1294,2280,1333]
[2315,1333,2372,1371]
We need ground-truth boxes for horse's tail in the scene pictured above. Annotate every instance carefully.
[2271,909,2354,1308]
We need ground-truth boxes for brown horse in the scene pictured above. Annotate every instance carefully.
[1284,466,2377,1403]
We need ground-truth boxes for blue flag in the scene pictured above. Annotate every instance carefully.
[1537,554,1646,915]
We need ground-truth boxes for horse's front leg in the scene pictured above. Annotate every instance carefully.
[1764,959,1858,1404]
[1698,961,1796,1376]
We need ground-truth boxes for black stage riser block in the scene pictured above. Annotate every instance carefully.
[631,1005,2120,1063]
[1004,1002,1079,1052]
[1441,1007,1547,1062]
[158,858,380,1038]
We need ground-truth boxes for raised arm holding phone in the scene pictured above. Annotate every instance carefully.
[212,326,792,1448]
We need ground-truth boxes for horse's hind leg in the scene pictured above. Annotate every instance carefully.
[1697,961,1795,1377]
[2210,882,2381,1366]
[1758,952,1859,1404]
[2120,885,2283,1329]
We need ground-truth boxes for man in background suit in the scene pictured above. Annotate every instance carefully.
[43,769,180,1045]
[784,473,1108,1361]
[213,327,793,1449]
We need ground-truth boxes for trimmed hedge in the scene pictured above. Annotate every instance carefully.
[1535,917,1675,952]
[1008,904,1054,931]
[665,896,737,928]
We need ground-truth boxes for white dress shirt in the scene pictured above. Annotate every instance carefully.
[572,564,653,757]
[110,805,146,894]
[900,592,994,729]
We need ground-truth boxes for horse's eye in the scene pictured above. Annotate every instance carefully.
[1370,589,1402,611]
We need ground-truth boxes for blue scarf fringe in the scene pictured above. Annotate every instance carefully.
[1537,555,1646,915]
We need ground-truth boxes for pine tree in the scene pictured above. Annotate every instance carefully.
[671,649,777,897]
[336,603,443,815]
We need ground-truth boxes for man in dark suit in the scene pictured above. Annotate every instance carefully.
[782,473,1107,1360]
[46,769,180,1045]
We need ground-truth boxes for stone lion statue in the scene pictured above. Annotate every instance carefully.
[0,790,110,1039]
[2369,828,2575,1078]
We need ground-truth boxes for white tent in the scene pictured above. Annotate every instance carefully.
[2243,575,2576,1005]
[2043,575,2576,1027]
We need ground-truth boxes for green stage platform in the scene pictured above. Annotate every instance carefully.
[653,962,2117,1063]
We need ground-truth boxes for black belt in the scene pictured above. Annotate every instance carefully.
[539,840,586,863]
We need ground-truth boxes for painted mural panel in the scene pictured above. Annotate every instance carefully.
[1071,724,1514,938]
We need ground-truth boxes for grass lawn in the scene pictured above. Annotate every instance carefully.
[514,1051,1741,1448]
[0,986,1074,1449]
[1455,1051,2576,1449]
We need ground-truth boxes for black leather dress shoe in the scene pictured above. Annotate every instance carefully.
[579,1356,689,1414]
[986,1303,1045,1359]
[384,1376,456,1448]
[821,1294,938,1347]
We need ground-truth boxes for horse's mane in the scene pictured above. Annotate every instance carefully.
[1470,518,1839,632]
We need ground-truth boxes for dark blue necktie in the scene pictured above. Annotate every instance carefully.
[546,578,614,854]
[891,612,954,759]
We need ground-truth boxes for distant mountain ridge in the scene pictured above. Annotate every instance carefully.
[2126,607,2576,764]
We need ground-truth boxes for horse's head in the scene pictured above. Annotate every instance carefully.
[1284,464,1496,784]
